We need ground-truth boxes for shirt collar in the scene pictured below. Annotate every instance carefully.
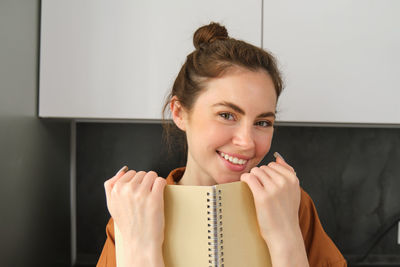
[165,167,186,185]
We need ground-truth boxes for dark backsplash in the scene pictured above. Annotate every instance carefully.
[76,122,400,265]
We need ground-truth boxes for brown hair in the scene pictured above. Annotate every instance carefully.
[162,22,283,157]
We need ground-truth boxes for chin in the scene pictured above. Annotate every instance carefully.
[216,175,241,184]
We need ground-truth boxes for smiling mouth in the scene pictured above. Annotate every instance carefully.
[217,151,248,165]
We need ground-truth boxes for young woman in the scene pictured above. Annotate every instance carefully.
[97,23,347,267]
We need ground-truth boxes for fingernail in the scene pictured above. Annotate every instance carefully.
[273,152,286,162]
[116,166,128,175]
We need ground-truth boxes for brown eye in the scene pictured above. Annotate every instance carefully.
[255,121,272,127]
[219,112,235,121]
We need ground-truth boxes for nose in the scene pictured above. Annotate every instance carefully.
[232,122,255,151]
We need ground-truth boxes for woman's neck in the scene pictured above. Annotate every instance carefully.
[176,156,217,186]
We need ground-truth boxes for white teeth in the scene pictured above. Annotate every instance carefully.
[218,151,247,165]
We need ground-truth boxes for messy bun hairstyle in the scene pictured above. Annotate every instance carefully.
[162,22,283,157]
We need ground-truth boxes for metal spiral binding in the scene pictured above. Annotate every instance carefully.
[207,187,224,267]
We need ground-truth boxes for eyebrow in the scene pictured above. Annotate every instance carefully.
[212,101,276,119]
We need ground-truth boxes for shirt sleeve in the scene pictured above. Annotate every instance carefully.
[96,218,116,267]
[299,189,347,267]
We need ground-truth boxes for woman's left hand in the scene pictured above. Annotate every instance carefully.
[240,153,301,247]
[241,153,309,266]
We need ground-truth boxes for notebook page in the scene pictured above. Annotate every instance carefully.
[218,181,272,267]
[163,185,211,267]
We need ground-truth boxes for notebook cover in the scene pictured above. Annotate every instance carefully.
[115,182,271,267]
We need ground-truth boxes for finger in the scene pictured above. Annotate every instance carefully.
[273,152,295,172]
[111,166,130,184]
[240,173,264,195]
[141,171,158,191]
[250,167,277,189]
[104,166,129,196]
[151,177,167,196]
[263,164,300,189]
[117,170,137,183]
[116,165,129,177]
[131,171,147,184]
[111,170,137,196]
[268,162,299,185]
[104,178,115,200]
[267,162,296,180]
[259,165,286,187]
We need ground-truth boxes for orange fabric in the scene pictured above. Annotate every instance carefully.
[97,167,347,267]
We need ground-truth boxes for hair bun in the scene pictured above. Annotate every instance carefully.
[193,22,229,49]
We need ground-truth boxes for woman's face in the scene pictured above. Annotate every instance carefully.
[179,68,277,185]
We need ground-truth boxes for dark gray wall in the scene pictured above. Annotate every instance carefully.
[76,123,400,266]
[0,1,71,266]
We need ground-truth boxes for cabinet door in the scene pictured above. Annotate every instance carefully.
[39,0,261,119]
[263,0,400,125]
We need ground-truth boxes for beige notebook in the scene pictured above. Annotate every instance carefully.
[163,181,272,267]
[114,181,272,267]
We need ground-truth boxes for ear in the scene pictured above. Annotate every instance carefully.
[170,96,187,131]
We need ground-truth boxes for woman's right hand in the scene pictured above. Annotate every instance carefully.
[104,167,167,266]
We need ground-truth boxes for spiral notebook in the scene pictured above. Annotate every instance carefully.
[114,181,272,267]
[163,181,271,267]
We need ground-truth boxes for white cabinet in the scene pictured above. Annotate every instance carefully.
[263,0,400,125]
[41,0,399,125]
[39,0,261,119]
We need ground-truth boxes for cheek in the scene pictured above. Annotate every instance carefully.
[254,132,273,157]
[202,122,233,147]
